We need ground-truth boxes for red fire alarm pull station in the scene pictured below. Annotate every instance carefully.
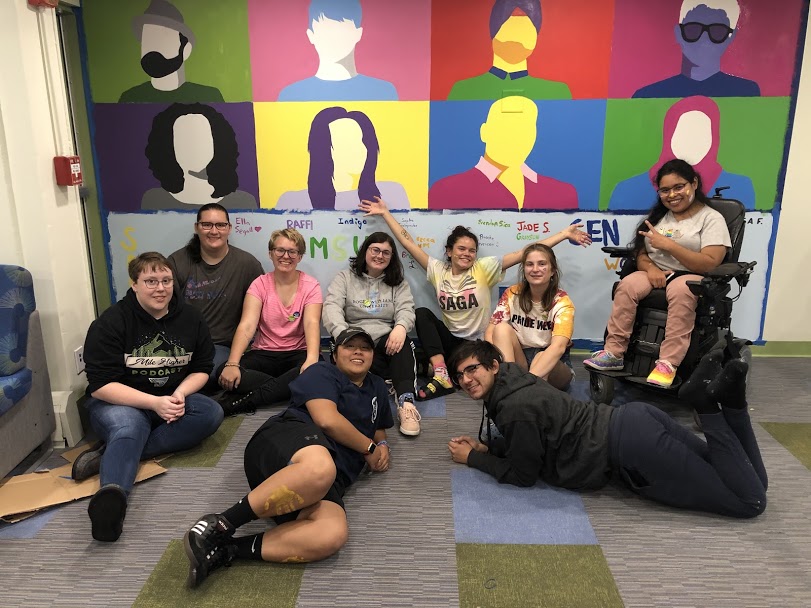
[28,0,58,8]
[54,156,83,186]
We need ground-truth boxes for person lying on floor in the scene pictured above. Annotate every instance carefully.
[183,328,393,588]
[73,252,224,542]
[446,340,767,518]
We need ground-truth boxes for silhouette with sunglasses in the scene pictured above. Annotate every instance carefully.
[633,0,760,99]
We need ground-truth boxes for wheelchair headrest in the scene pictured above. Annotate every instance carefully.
[707,196,746,263]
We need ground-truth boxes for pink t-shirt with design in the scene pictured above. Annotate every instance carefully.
[247,272,323,351]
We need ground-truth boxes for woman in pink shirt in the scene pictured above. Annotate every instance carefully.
[217,229,323,414]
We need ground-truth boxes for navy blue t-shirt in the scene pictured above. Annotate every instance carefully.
[283,362,394,483]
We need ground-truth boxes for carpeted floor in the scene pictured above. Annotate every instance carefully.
[0,355,810,607]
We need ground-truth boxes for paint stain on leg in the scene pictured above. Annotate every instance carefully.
[282,556,308,563]
[264,485,305,515]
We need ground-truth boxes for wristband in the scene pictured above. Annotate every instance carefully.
[223,362,241,368]
[377,440,389,448]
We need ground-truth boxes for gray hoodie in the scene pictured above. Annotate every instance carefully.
[322,269,416,344]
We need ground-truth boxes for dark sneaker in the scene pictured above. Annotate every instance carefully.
[88,484,128,542]
[184,514,237,588]
[71,441,106,482]
[218,391,257,416]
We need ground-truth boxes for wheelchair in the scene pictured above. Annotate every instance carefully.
[588,190,757,405]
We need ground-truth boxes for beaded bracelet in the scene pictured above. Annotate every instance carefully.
[223,362,241,368]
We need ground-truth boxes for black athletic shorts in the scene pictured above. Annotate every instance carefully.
[243,411,348,524]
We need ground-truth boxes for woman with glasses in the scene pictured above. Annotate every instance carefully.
[322,232,421,436]
[359,196,590,402]
[168,203,264,389]
[585,159,731,388]
[73,252,223,542]
[217,229,323,415]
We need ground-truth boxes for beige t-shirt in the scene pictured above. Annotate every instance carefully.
[646,205,731,272]
[426,256,505,340]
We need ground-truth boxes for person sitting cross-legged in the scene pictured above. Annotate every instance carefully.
[183,328,393,587]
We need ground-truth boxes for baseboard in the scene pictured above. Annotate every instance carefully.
[750,342,811,357]
[52,390,85,447]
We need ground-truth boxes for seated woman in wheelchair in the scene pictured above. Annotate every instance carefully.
[584,159,731,388]
[485,244,575,391]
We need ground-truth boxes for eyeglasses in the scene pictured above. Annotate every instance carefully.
[141,278,173,289]
[453,363,482,385]
[680,22,733,44]
[368,246,393,259]
[197,222,231,231]
[271,248,302,258]
[657,182,689,197]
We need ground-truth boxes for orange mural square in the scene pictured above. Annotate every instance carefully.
[431,0,615,100]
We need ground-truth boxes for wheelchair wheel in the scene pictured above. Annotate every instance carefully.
[589,371,615,405]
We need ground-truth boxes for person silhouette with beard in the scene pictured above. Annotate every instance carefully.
[119,0,224,103]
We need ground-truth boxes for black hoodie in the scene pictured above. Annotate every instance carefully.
[466,363,614,490]
[84,289,214,397]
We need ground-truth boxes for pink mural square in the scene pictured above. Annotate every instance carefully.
[248,0,431,101]
[608,0,805,98]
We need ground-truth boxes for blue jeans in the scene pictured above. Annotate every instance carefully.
[86,393,223,493]
[205,344,231,390]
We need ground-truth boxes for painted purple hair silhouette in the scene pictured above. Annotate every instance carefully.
[307,106,381,210]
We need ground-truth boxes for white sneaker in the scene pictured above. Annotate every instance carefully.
[398,402,421,436]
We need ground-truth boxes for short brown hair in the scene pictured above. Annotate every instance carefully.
[128,252,171,282]
[269,228,306,255]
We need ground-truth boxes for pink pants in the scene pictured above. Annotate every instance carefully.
[604,271,701,366]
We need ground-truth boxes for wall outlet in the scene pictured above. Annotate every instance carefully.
[74,346,85,374]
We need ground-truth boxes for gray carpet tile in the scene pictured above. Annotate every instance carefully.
[0,358,809,607]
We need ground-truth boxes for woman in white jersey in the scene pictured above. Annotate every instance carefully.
[359,196,590,400]
[486,243,575,390]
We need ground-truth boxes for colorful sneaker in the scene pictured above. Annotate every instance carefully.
[184,514,237,588]
[416,377,455,401]
[398,402,422,436]
[647,359,677,388]
[583,350,624,371]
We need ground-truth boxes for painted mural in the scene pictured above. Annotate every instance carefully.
[80,0,807,345]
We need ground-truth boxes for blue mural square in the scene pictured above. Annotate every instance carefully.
[451,467,597,545]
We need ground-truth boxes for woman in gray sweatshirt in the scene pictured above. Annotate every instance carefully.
[323,232,421,437]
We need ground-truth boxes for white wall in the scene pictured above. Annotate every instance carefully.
[0,3,95,407]
[763,18,811,342]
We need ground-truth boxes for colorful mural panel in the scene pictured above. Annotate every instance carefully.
[79,0,808,343]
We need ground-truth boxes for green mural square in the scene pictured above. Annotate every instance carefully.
[600,97,790,211]
[133,539,305,608]
[81,0,252,103]
[456,543,623,608]
[761,422,811,470]
[161,415,242,469]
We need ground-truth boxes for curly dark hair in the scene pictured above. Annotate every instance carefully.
[350,232,404,287]
[444,226,478,263]
[145,103,240,197]
[630,159,711,255]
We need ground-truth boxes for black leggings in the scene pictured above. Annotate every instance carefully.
[369,331,418,399]
[415,307,471,363]
[609,402,768,518]
[217,349,307,406]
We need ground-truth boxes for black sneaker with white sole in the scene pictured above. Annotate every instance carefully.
[218,391,258,416]
[184,514,237,588]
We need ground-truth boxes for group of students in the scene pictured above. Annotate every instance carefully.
[70,157,768,589]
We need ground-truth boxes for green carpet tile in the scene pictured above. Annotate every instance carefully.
[162,416,243,468]
[133,539,305,608]
[760,422,811,470]
[456,543,623,608]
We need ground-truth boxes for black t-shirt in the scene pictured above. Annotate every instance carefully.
[269,362,394,483]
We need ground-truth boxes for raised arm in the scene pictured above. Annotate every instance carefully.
[360,196,430,270]
[501,223,592,271]
[639,220,726,274]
